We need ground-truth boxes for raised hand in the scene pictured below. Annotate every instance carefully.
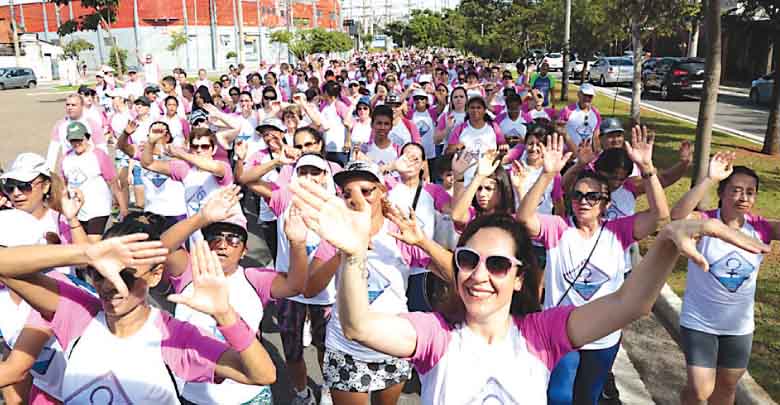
[165,144,187,159]
[200,185,242,224]
[290,179,371,256]
[451,151,475,177]
[541,134,573,174]
[510,160,528,192]
[679,140,693,165]
[234,140,248,161]
[278,145,300,165]
[284,206,308,244]
[625,125,655,171]
[201,103,221,116]
[385,204,425,246]
[476,150,501,177]
[124,120,139,135]
[147,125,167,144]
[661,219,771,272]
[85,234,169,297]
[707,151,736,181]
[167,240,232,317]
[576,138,596,165]
[59,188,85,220]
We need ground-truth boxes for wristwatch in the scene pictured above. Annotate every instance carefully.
[641,168,656,179]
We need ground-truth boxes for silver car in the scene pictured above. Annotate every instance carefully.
[0,67,37,90]
[750,72,775,105]
[588,57,634,86]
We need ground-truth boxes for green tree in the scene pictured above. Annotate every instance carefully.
[167,31,188,52]
[61,38,95,59]
[50,0,122,69]
[107,45,127,73]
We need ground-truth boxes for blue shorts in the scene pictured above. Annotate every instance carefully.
[132,165,143,186]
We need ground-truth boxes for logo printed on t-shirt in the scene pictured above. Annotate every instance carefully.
[709,251,755,293]
[416,120,431,137]
[366,264,391,304]
[144,170,167,188]
[64,371,133,404]
[464,377,519,404]
[187,186,208,213]
[605,204,627,221]
[67,168,89,188]
[31,347,56,374]
[565,261,610,301]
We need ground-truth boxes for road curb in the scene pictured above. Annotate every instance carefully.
[653,284,778,405]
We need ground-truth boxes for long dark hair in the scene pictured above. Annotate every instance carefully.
[717,165,760,208]
[193,85,213,111]
[435,214,542,323]
[473,165,515,215]
[465,96,493,123]
[294,127,327,157]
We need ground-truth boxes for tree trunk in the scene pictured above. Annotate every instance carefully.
[761,34,780,155]
[692,0,721,186]
[630,17,642,126]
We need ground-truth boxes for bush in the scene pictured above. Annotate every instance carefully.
[226,51,237,60]
[107,46,127,74]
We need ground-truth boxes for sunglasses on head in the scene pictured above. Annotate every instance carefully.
[205,232,245,247]
[86,266,139,289]
[569,190,608,205]
[190,143,213,151]
[1,178,41,195]
[454,247,523,277]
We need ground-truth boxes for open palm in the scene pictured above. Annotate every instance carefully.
[290,179,371,256]
[625,125,654,169]
[707,151,735,181]
[542,134,572,174]
[168,241,231,316]
[200,185,242,224]
[385,204,424,246]
[85,234,169,297]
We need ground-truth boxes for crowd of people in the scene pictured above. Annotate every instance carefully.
[0,49,776,405]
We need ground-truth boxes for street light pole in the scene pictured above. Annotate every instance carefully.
[9,0,21,67]
[561,0,571,102]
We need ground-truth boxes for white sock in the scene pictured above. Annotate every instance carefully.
[295,387,310,398]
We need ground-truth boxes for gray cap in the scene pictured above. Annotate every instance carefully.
[600,117,625,135]
[334,160,383,187]
[255,117,286,134]
[134,96,152,107]
[385,92,403,105]
[65,121,90,141]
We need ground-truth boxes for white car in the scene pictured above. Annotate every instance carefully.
[750,72,775,105]
[540,53,563,71]
[588,57,634,86]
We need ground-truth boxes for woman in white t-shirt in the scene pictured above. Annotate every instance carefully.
[670,152,779,405]
[434,87,467,156]
[517,132,669,404]
[286,172,769,405]
[0,214,278,404]
[445,96,506,158]
[350,97,373,147]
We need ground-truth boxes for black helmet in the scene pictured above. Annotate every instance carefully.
[600,117,624,135]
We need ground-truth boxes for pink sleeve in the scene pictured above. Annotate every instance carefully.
[747,214,773,244]
[623,179,638,196]
[558,105,572,122]
[94,149,117,181]
[436,114,447,131]
[244,268,278,307]
[516,306,575,371]
[447,123,466,145]
[495,112,507,124]
[50,120,63,141]
[335,101,350,120]
[247,150,269,168]
[522,111,533,123]
[546,108,559,121]
[314,239,338,262]
[399,240,431,268]
[607,215,637,250]
[158,312,228,383]
[424,184,452,211]
[182,119,191,139]
[492,105,505,116]
[88,119,106,146]
[50,278,100,349]
[505,144,525,162]
[399,312,452,375]
[406,119,422,143]
[428,107,439,122]
[552,174,564,201]
[216,161,234,185]
[536,214,569,248]
[492,122,506,144]
[266,188,291,217]
[169,159,191,181]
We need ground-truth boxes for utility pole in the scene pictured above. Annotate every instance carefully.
[561,0,571,101]
[41,0,50,42]
[18,2,25,30]
[133,0,140,61]
[231,0,240,63]
[181,0,191,69]
[209,0,218,69]
[256,0,264,62]
[236,0,245,64]
[9,0,21,67]
[68,2,74,20]
[53,2,62,41]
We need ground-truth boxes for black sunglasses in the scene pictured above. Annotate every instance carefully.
[293,141,319,150]
[86,266,139,289]
[190,143,213,151]
[1,178,42,195]
[264,95,277,101]
[569,190,608,205]
[454,247,523,277]
[342,186,377,199]
[205,232,245,247]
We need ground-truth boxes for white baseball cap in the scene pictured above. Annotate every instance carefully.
[412,89,428,99]
[0,209,44,247]
[107,87,129,99]
[1,153,50,182]
[294,153,330,173]
[418,74,433,83]
[580,83,596,96]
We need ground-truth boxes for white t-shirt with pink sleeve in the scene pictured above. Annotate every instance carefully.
[168,159,234,218]
[559,104,602,147]
[176,266,276,404]
[535,214,635,349]
[47,116,107,169]
[400,306,575,404]
[50,279,228,404]
[61,148,117,221]
[315,220,431,361]
[360,141,401,167]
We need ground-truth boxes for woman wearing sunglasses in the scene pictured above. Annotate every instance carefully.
[670,153,779,405]
[300,160,448,405]
[0,214,278,404]
[287,169,769,405]
[516,133,669,405]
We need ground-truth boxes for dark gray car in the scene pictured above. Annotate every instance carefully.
[0,67,37,90]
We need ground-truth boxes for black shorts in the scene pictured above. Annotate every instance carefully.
[680,326,753,369]
[80,216,110,235]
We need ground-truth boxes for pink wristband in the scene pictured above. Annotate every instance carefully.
[217,316,256,352]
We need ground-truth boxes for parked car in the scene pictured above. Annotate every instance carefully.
[750,72,775,105]
[588,57,634,86]
[540,53,564,71]
[641,57,705,100]
[0,67,37,90]
[570,57,586,74]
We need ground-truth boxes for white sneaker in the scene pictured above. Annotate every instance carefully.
[319,386,334,405]
[302,319,312,347]
[291,386,316,405]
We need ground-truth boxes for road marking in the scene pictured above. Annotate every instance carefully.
[592,86,764,144]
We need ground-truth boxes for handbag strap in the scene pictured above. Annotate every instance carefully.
[556,221,606,307]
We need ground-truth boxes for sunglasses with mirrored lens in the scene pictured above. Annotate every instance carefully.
[569,190,608,205]
[454,247,522,277]
[86,266,138,289]
[1,179,40,195]
[205,232,245,247]
[190,143,213,151]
